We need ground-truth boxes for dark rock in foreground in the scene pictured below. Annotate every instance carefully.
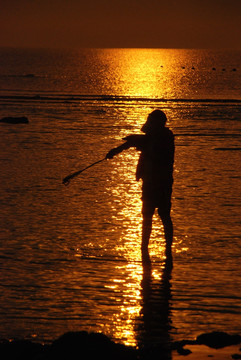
[196,331,241,349]
[0,116,29,124]
[173,331,241,356]
[232,354,241,359]
[1,330,241,360]
[0,331,137,360]
[0,339,46,360]
[49,331,137,360]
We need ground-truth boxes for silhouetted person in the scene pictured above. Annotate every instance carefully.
[106,110,175,261]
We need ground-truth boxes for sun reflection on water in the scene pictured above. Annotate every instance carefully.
[99,49,193,346]
[103,258,173,347]
[102,261,143,346]
[106,148,173,346]
[97,48,192,98]
[1,48,241,347]
[102,110,192,347]
[103,137,191,345]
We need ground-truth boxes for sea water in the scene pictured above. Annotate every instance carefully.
[0,48,241,348]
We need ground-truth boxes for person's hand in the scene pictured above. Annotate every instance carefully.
[105,149,116,159]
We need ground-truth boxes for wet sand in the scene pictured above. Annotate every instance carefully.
[173,345,241,360]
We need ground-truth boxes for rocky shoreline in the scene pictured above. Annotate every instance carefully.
[1,331,241,360]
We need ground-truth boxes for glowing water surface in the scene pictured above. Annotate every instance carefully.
[0,49,241,350]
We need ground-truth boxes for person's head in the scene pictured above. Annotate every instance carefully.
[141,110,167,134]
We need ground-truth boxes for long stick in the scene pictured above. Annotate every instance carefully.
[62,158,105,186]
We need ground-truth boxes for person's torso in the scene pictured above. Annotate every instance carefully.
[136,128,174,184]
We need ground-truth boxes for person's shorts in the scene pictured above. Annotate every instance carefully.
[141,181,173,214]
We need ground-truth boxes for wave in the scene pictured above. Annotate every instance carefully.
[1,94,241,104]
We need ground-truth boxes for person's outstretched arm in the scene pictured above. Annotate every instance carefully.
[105,135,145,159]
[105,141,131,159]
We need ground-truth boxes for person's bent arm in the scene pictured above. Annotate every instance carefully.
[105,141,131,159]
[106,134,145,159]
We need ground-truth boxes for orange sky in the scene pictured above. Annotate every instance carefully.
[1,0,241,49]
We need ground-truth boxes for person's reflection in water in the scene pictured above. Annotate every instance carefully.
[137,257,173,359]
[106,110,175,261]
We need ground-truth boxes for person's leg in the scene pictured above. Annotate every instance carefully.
[141,200,155,262]
[159,211,173,256]
[157,185,173,257]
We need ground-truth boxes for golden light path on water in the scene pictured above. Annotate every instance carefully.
[97,48,195,98]
[66,50,192,347]
[105,164,175,347]
[97,50,191,344]
[1,48,241,350]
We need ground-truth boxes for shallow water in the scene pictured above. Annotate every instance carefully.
[0,48,241,348]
